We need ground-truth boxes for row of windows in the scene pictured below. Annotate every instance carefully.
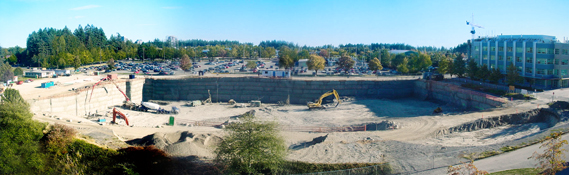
[481,56,559,65]
[476,62,567,76]
[474,46,566,55]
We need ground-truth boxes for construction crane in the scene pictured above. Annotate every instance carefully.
[112,107,130,126]
[466,14,484,37]
[307,89,340,110]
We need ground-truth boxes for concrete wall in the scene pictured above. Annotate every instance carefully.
[143,77,416,104]
[29,78,144,116]
[414,80,506,110]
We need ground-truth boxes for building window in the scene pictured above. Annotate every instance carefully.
[537,48,547,54]
[537,58,545,64]
[475,46,479,51]
[498,65,504,70]
[526,47,533,53]
[555,59,559,65]
[562,70,568,76]
[507,47,513,52]
[491,55,496,60]
[525,67,533,74]
[498,47,504,51]
[483,46,488,51]
[490,64,495,69]
[548,49,554,54]
[562,59,568,65]
[516,47,523,52]
[563,49,568,55]
[547,58,554,65]
[516,56,522,62]
[555,49,560,54]
[547,69,553,75]
[498,55,503,61]
[554,69,558,75]
[526,56,533,63]
[517,66,522,72]
[507,56,512,62]
[483,55,488,60]
[491,47,496,51]
[537,69,545,75]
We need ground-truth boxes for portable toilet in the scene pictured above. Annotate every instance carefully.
[169,116,175,126]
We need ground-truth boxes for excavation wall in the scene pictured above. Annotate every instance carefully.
[29,78,144,116]
[435,108,560,137]
[143,77,507,109]
[414,80,507,110]
[142,77,416,104]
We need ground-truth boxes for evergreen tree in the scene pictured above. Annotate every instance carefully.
[466,58,479,80]
[452,54,466,77]
[506,63,523,86]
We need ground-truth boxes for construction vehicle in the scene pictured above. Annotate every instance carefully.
[112,108,130,126]
[307,89,341,110]
[423,66,444,81]
[88,77,137,110]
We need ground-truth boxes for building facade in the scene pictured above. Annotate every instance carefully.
[470,35,569,89]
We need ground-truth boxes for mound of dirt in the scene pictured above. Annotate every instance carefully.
[364,121,398,131]
[289,134,328,150]
[549,101,569,110]
[127,131,222,157]
[436,108,559,136]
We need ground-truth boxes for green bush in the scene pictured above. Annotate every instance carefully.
[0,89,46,174]
[13,67,23,76]
[281,161,391,174]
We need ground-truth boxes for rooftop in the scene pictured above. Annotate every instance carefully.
[474,35,557,43]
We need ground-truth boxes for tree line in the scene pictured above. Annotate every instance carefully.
[0,24,468,70]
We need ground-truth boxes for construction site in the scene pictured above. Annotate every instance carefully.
[13,73,569,174]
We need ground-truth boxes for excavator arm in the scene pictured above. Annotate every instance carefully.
[308,89,340,109]
[113,108,130,126]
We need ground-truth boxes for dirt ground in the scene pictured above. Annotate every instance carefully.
[18,74,566,174]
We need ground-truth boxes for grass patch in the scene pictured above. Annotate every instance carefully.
[489,168,540,175]
[280,161,391,174]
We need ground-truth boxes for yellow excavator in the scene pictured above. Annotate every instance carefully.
[307,89,340,110]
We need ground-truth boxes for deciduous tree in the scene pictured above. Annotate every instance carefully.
[246,61,257,69]
[106,58,115,70]
[397,58,409,74]
[215,112,286,174]
[307,55,325,75]
[368,57,382,72]
[180,54,192,71]
[337,55,355,73]
[530,131,568,175]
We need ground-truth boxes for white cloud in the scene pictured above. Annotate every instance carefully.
[70,5,101,11]
[162,6,182,9]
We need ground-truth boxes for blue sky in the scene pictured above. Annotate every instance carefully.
[1,0,568,48]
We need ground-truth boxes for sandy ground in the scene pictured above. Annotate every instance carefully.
[22,75,569,174]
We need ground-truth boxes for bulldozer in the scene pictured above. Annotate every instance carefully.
[307,89,341,110]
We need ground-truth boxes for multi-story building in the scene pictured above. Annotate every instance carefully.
[470,35,569,89]
[167,36,178,48]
